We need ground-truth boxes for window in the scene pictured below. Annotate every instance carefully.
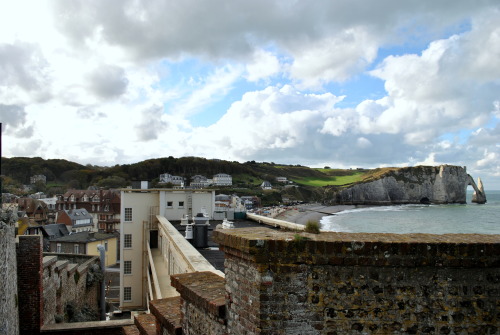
[123,287,132,301]
[124,234,132,248]
[74,244,79,254]
[56,243,61,253]
[124,208,132,222]
[105,241,108,251]
[178,201,184,208]
[166,201,173,208]
[123,260,132,275]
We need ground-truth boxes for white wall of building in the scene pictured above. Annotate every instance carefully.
[120,190,160,310]
[120,189,215,310]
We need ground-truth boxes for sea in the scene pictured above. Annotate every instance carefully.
[320,190,500,235]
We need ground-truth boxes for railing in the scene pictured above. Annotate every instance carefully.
[246,212,305,231]
[146,242,161,300]
[156,215,223,276]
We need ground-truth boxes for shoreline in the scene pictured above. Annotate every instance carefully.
[273,204,356,226]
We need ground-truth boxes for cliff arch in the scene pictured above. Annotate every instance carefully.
[468,175,486,204]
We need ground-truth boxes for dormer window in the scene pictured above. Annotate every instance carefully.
[69,195,75,202]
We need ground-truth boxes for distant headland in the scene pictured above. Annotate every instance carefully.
[323,165,486,205]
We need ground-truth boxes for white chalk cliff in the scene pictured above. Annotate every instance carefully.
[325,165,486,205]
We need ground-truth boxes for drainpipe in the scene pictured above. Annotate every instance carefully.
[97,244,106,320]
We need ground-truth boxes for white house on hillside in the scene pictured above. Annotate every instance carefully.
[212,173,232,186]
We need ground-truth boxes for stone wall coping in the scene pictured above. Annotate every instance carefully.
[213,228,500,268]
[149,296,182,335]
[171,271,226,318]
[43,255,58,268]
[41,319,134,332]
[55,260,69,271]
[66,263,78,274]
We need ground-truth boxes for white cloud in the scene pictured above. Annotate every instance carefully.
[288,27,379,88]
[0,0,498,188]
[245,49,281,82]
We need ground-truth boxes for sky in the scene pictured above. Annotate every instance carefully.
[1,1,499,189]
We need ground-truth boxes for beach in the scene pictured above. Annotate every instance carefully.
[273,204,356,225]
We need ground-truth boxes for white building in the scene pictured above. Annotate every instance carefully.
[212,173,232,186]
[276,176,288,183]
[158,173,185,187]
[120,188,215,310]
[190,175,212,188]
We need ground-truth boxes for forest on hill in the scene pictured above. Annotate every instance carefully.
[1,156,369,205]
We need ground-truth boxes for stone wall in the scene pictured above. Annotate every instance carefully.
[214,228,500,334]
[170,272,226,335]
[42,253,100,325]
[17,235,102,333]
[0,222,19,335]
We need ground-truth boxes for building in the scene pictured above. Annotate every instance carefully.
[190,175,211,188]
[56,190,121,232]
[30,174,47,184]
[212,173,232,186]
[56,208,94,233]
[119,188,215,310]
[240,195,261,209]
[158,173,185,187]
[49,231,118,267]
[261,180,273,190]
[276,176,288,183]
[17,197,50,225]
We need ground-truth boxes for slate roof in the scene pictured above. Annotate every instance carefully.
[51,231,117,243]
[43,224,70,239]
[65,208,93,221]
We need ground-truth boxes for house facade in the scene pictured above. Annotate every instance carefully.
[56,208,94,233]
[17,197,50,225]
[119,189,215,310]
[56,189,121,232]
[158,173,185,187]
[190,175,212,188]
[212,173,232,186]
[49,231,118,266]
[30,174,47,184]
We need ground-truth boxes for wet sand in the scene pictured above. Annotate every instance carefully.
[273,204,356,225]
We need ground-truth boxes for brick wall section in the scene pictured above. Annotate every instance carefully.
[17,235,44,334]
[171,272,226,335]
[0,223,19,335]
[214,228,500,335]
[122,325,141,335]
[135,314,157,335]
[149,296,183,335]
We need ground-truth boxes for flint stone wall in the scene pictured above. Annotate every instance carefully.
[214,228,500,335]
[42,253,100,325]
[0,222,19,335]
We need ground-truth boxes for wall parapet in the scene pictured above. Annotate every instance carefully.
[149,296,182,335]
[213,228,500,268]
[171,271,226,335]
[214,228,500,334]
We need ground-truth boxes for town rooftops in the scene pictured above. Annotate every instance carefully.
[50,231,117,243]
[43,224,70,239]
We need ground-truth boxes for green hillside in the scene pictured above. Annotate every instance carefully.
[1,156,370,204]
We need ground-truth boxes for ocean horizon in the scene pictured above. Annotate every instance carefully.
[321,190,500,235]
